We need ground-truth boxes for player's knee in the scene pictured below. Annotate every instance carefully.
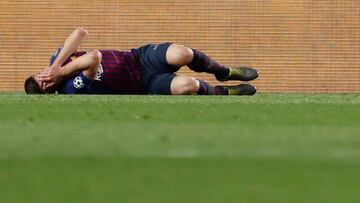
[167,44,193,66]
[175,46,193,65]
[179,46,194,64]
[171,76,199,95]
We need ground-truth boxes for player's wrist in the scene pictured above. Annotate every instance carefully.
[59,68,66,79]
[51,61,63,68]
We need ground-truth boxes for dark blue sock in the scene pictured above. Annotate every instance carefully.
[188,49,229,79]
[197,80,225,95]
[197,80,214,95]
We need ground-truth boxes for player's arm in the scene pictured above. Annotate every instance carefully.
[51,28,89,67]
[39,50,102,89]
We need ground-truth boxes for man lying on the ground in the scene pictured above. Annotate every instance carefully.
[24,28,259,95]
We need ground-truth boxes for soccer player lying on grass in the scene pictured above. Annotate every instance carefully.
[24,28,259,95]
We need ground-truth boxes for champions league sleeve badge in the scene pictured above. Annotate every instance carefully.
[73,76,85,89]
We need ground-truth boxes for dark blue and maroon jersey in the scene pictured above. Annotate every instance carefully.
[52,48,142,94]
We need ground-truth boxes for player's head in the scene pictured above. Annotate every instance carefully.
[24,74,44,94]
[25,70,59,94]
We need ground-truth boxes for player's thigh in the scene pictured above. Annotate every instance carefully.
[139,43,180,73]
[166,44,193,67]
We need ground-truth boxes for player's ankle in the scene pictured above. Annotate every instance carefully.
[215,68,230,82]
[215,86,229,95]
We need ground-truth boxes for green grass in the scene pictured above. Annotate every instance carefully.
[0,94,360,203]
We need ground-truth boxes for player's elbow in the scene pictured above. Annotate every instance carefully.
[89,50,102,66]
[75,28,89,36]
[83,50,102,80]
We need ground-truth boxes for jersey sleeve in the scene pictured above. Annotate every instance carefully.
[50,47,86,66]
[50,47,62,66]
[57,72,93,94]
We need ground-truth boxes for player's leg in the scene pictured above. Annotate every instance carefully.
[170,76,220,95]
[145,73,255,96]
[146,72,220,95]
[137,43,256,95]
[170,75,256,96]
[166,44,259,81]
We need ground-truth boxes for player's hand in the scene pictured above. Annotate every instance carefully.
[39,65,63,83]
[38,65,63,90]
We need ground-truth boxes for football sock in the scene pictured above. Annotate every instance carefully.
[197,80,227,95]
[188,49,230,79]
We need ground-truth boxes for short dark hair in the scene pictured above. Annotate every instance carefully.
[24,76,44,94]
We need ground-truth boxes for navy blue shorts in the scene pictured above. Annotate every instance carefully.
[136,43,179,95]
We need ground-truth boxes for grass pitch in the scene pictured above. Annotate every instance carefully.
[0,94,360,203]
